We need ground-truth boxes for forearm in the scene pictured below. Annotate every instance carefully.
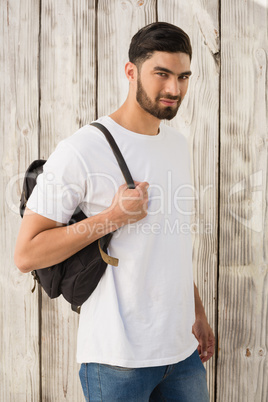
[192,282,215,361]
[194,282,207,319]
[15,209,117,272]
[15,181,149,273]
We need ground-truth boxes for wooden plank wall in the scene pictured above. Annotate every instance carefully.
[0,0,267,401]
[218,0,268,401]
[38,1,93,400]
[1,0,40,400]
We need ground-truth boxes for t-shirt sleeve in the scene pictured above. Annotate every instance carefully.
[27,140,88,224]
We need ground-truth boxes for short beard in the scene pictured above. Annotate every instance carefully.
[136,76,181,120]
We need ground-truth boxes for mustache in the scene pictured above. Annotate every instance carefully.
[156,94,181,102]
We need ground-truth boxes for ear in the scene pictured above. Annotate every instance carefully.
[125,61,137,82]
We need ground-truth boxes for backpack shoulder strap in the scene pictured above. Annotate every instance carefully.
[90,122,135,189]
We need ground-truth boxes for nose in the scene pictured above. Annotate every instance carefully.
[165,77,180,97]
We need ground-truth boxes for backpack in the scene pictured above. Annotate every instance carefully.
[19,122,135,313]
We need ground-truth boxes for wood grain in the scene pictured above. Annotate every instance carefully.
[218,0,268,400]
[158,1,220,400]
[0,0,40,400]
[97,0,157,117]
[39,0,96,400]
[1,0,267,400]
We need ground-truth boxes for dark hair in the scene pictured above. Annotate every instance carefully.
[128,22,192,66]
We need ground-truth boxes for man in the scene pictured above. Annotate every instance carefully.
[15,22,215,401]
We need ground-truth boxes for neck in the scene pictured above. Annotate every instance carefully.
[109,97,161,136]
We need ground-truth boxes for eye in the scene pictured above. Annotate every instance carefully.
[156,72,167,77]
[179,75,189,81]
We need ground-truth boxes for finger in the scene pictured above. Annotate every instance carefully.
[200,336,208,358]
[119,182,129,192]
[136,181,149,189]
[201,350,213,363]
[207,330,215,356]
[143,199,149,212]
[136,182,149,195]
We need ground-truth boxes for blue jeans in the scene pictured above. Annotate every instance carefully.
[79,349,209,401]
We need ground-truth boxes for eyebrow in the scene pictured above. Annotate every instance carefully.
[153,66,192,77]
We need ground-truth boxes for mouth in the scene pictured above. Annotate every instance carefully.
[159,99,178,107]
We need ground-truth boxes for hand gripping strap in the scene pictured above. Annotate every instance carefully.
[90,122,135,266]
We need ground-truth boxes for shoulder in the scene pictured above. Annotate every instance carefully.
[65,123,101,147]
[64,117,110,154]
[41,124,102,175]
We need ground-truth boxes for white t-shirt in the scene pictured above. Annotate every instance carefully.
[27,116,198,367]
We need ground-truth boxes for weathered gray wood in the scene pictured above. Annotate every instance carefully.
[39,0,96,400]
[218,0,268,400]
[0,0,40,400]
[97,0,157,116]
[2,0,268,400]
[158,1,220,400]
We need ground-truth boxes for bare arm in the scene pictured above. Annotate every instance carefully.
[14,181,149,273]
[192,283,215,363]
